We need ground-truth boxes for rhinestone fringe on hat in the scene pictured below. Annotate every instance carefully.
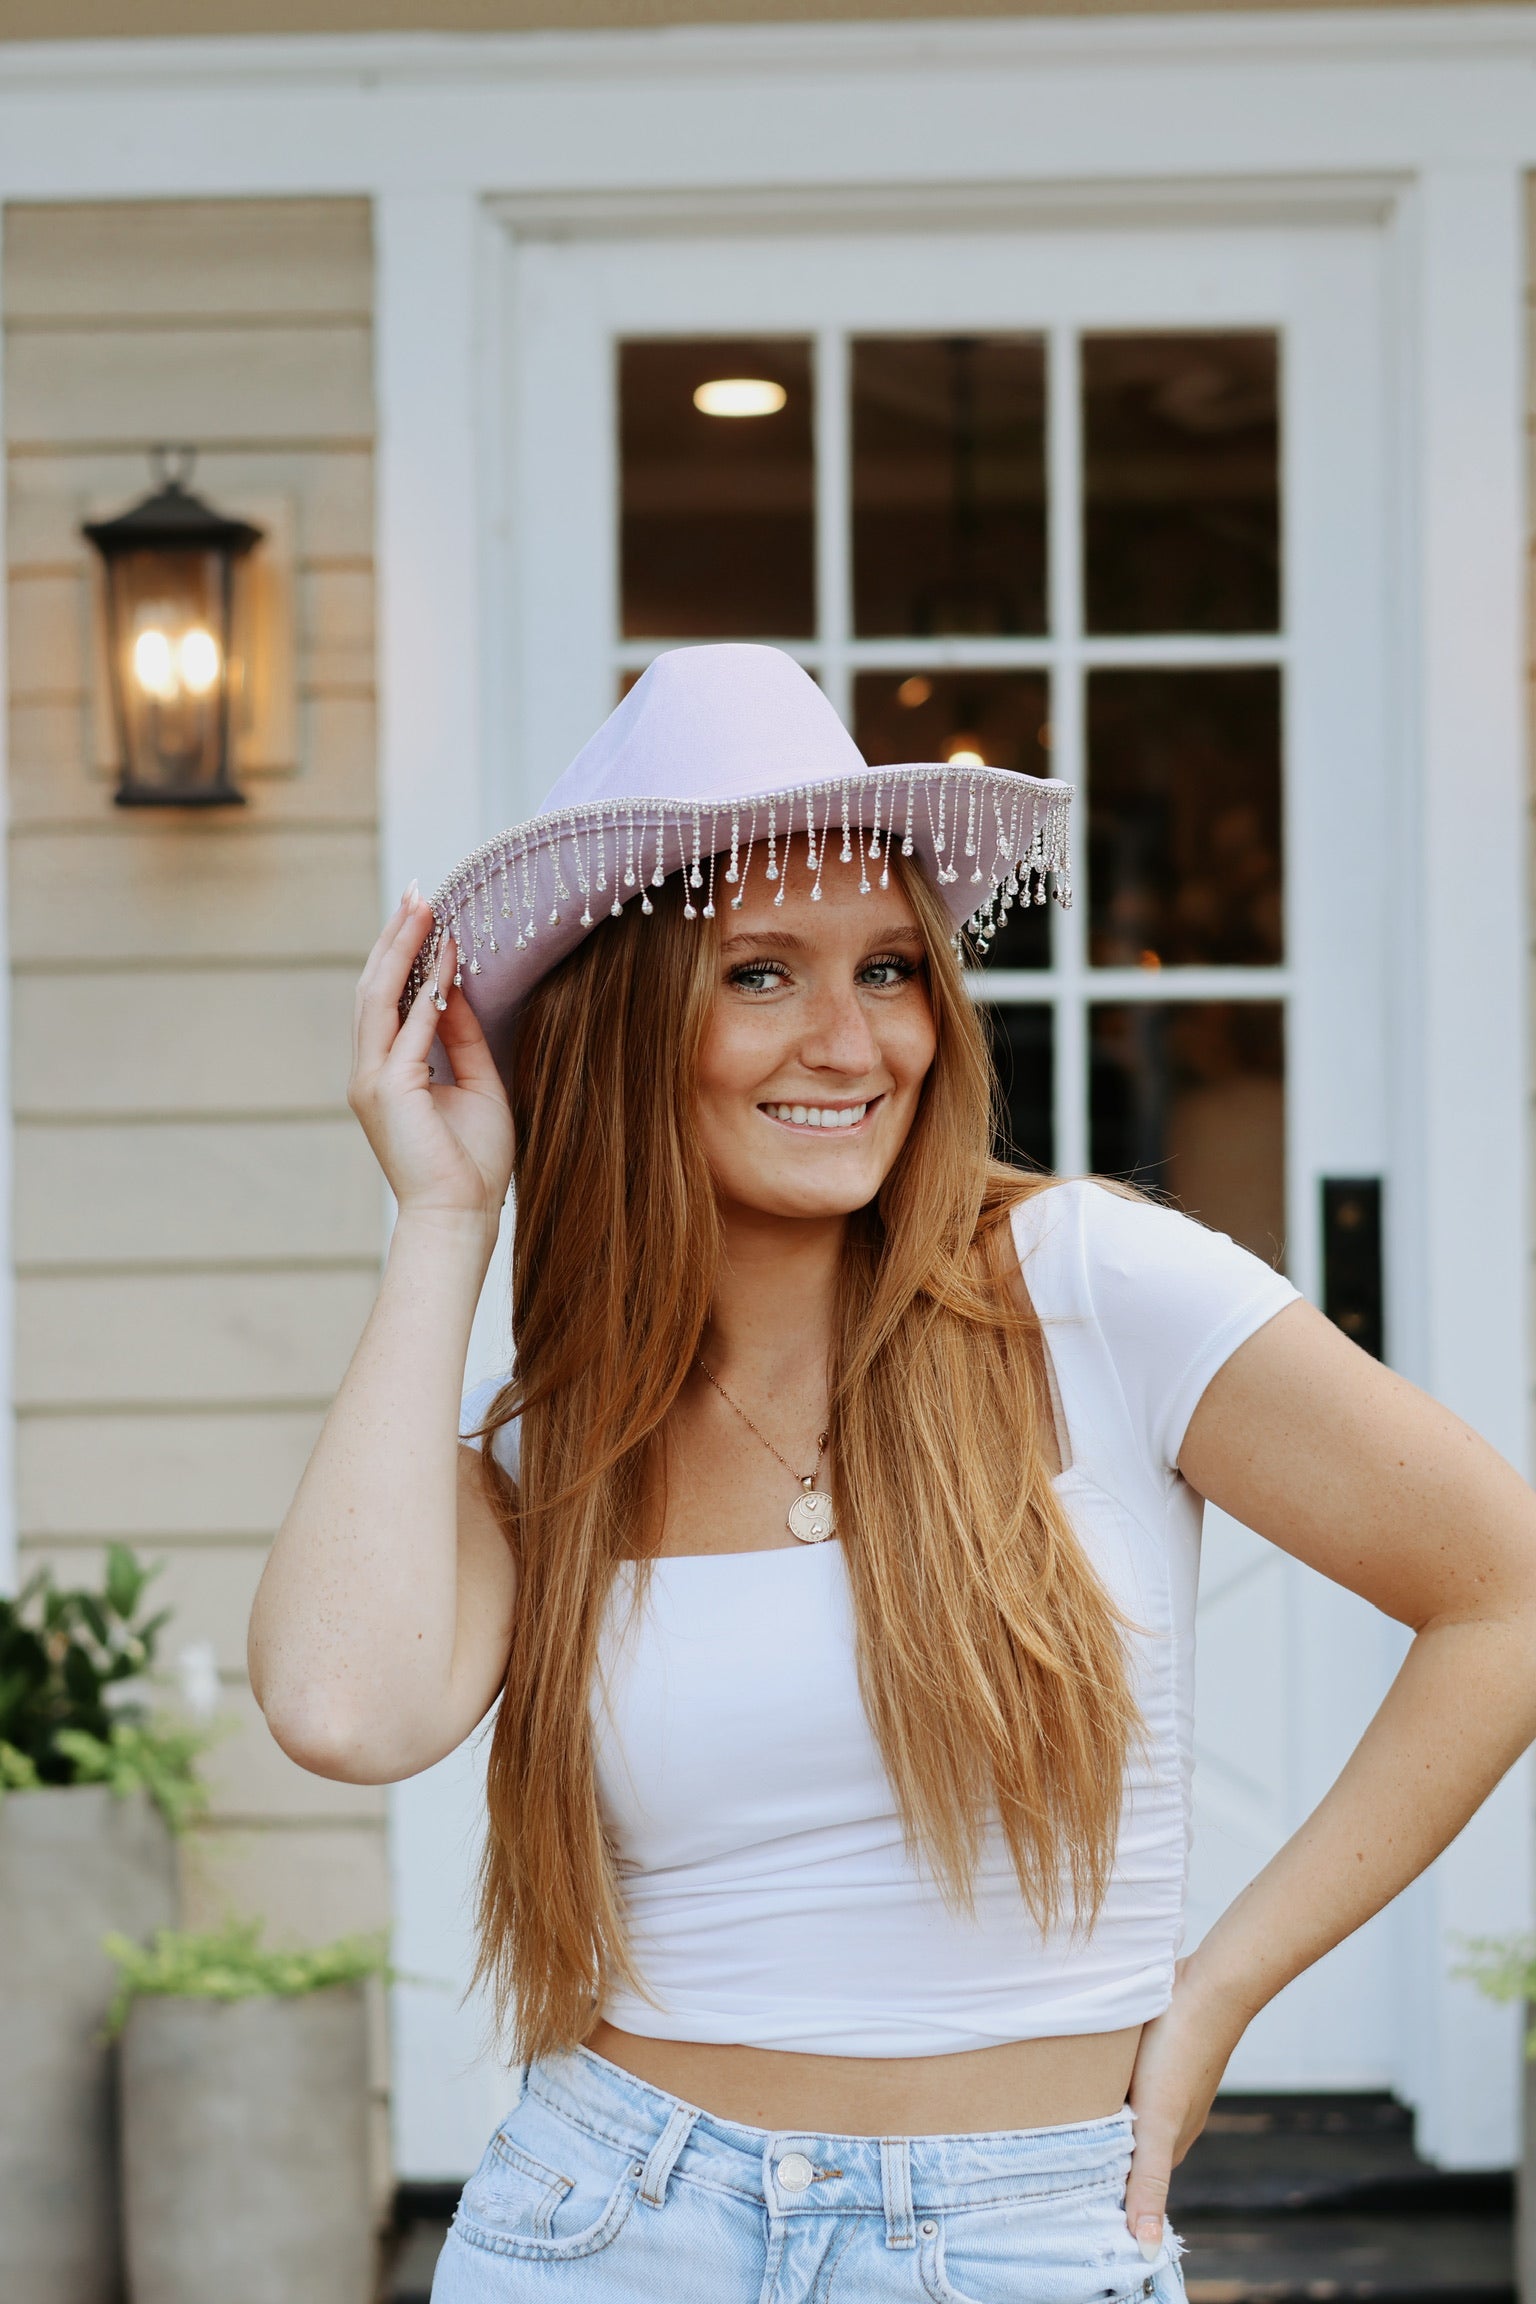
[403,767,1071,1017]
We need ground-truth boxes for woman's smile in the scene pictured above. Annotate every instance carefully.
[758,1094,882,1134]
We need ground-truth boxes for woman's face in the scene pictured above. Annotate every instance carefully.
[694,859,939,1223]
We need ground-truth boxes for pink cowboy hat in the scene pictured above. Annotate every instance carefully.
[407,644,1071,1078]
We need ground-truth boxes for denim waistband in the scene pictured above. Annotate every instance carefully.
[522,2044,1135,2245]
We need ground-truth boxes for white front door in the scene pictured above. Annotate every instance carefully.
[391,205,1505,2175]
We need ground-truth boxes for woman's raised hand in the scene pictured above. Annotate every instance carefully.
[348,888,515,1242]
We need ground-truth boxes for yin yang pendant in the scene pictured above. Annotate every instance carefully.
[788,1487,837,1544]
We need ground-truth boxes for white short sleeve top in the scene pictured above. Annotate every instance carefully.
[461,1179,1301,2056]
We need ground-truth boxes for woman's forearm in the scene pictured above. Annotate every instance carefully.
[1127,1312,1536,2247]
[247,1208,496,1774]
[1184,1607,1536,2021]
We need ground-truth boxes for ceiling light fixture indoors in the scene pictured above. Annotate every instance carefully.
[693,378,788,418]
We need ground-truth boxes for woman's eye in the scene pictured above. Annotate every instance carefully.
[726,953,918,994]
[728,960,791,995]
[860,955,919,988]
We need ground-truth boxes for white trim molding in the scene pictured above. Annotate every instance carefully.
[374,189,493,913]
[9,7,1536,89]
[0,11,1534,200]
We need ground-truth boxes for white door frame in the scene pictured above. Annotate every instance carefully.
[0,10,1528,2173]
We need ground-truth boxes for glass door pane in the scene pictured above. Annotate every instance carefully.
[853,668,1052,780]
[984,1004,1055,1172]
[1086,668,1283,971]
[1089,1002,1286,1263]
[620,336,815,637]
[1082,332,1281,634]
[850,335,1047,636]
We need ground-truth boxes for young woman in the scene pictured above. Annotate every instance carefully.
[250,646,1536,2304]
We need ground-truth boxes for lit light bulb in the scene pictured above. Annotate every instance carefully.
[132,628,176,701]
[946,744,985,767]
[896,676,932,708]
[179,627,221,695]
[692,378,787,418]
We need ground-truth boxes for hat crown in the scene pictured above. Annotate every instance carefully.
[539,644,865,816]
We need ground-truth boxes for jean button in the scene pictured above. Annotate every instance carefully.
[776,2152,815,2192]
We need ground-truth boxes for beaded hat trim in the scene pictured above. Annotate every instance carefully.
[398,644,1073,1076]
[404,764,1071,1027]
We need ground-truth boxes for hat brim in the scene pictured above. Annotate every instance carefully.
[406,762,1071,1083]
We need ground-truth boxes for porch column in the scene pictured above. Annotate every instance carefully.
[1396,161,1531,2171]
[376,187,511,2182]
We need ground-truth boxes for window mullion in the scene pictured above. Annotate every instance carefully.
[1048,325,1088,1176]
[816,326,851,724]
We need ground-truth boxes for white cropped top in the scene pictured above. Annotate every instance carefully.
[462,1180,1300,2057]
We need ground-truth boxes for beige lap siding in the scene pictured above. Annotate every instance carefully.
[2,200,389,2195]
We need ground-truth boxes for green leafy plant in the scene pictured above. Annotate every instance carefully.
[1454,1936,1536,2051]
[0,1543,212,1826]
[0,1742,39,1790]
[103,1917,392,2037]
[53,1722,212,1833]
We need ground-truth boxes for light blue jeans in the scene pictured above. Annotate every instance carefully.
[430,2044,1187,2303]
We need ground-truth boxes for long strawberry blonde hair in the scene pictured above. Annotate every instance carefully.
[470,851,1136,2060]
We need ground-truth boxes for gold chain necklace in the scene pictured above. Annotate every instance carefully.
[694,1357,838,1544]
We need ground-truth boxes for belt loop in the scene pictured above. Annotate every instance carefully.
[881,2137,915,2249]
[638,2103,698,2210]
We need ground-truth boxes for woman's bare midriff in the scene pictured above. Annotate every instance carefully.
[581,2017,1143,2134]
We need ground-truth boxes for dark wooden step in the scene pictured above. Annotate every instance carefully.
[1171,2094,1514,2304]
[380,2216,448,2304]
[1179,2209,1513,2304]
[1171,2093,1511,2217]
[379,2184,457,2304]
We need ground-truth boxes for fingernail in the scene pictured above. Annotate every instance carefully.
[401,877,419,908]
[1136,2219,1162,2262]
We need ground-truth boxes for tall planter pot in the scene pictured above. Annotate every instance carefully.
[0,1785,177,2304]
[1520,2004,1536,2304]
[120,1982,374,2304]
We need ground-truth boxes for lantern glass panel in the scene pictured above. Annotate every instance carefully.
[106,547,234,800]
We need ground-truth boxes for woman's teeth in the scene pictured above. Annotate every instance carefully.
[763,1102,868,1130]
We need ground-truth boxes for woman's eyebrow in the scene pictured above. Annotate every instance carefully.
[718,922,924,955]
[719,929,804,954]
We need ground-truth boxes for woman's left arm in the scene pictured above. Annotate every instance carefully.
[1124,1296,1536,2256]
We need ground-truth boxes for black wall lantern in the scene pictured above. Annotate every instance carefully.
[82,448,263,808]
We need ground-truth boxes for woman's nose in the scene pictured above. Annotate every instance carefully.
[797,987,881,1075]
